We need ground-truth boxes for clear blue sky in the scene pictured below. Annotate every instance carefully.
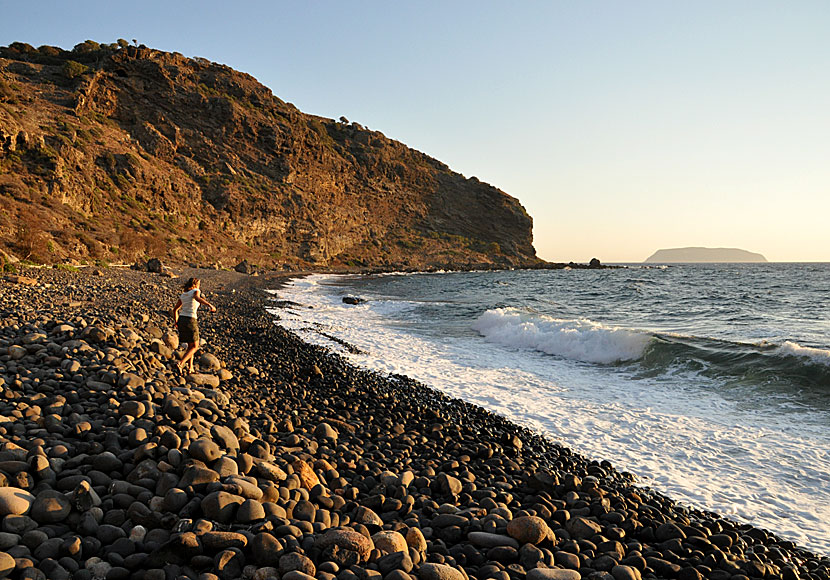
[3,1,829,262]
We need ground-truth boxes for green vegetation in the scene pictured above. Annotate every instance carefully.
[54,263,79,272]
[62,60,89,80]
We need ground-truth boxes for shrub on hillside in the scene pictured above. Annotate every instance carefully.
[15,220,48,263]
[62,60,89,80]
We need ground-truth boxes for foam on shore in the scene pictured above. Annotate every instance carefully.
[273,273,830,556]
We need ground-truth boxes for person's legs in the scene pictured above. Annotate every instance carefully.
[179,342,198,373]
[176,316,200,373]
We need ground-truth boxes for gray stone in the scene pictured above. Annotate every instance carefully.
[279,552,316,576]
[199,353,222,370]
[612,565,642,580]
[526,569,582,580]
[211,426,239,452]
[436,473,462,496]
[506,516,551,544]
[418,563,465,580]
[565,516,602,540]
[189,438,222,463]
[315,529,374,562]
[30,490,71,524]
[468,531,519,549]
[200,491,244,524]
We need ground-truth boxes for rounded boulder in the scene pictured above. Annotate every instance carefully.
[506,516,551,545]
[371,530,407,554]
[0,488,34,517]
[315,529,374,562]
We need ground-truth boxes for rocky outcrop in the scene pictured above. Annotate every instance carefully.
[0,41,540,270]
[645,248,768,263]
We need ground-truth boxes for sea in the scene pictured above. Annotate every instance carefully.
[269,264,830,555]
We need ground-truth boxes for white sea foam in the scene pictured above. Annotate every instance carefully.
[778,340,830,365]
[271,273,830,556]
[472,308,651,364]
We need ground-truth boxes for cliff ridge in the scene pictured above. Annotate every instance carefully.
[0,41,539,270]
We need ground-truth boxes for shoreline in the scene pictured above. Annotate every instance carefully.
[0,265,827,580]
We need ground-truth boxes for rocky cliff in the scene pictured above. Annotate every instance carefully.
[0,41,539,270]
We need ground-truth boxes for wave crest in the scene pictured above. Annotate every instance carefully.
[472,308,651,364]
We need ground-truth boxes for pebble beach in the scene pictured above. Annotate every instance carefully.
[0,266,827,580]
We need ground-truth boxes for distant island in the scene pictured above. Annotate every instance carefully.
[645,247,768,263]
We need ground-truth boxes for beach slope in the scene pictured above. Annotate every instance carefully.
[0,266,826,580]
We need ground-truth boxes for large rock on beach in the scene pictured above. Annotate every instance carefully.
[0,552,13,578]
[527,570,582,580]
[565,516,602,539]
[0,488,34,516]
[315,529,374,562]
[507,515,551,544]
[30,490,71,523]
[371,530,408,554]
[419,563,466,580]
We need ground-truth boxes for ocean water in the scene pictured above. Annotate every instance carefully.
[269,264,830,555]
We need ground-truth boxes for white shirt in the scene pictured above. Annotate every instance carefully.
[180,288,201,318]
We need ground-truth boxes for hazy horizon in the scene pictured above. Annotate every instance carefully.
[2,1,828,263]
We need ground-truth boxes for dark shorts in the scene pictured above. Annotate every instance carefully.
[177,316,199,345]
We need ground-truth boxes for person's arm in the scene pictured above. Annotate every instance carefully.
[171,298,182,322]
[194,290,217,312]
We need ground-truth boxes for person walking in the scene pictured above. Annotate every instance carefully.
[171,277,217,373]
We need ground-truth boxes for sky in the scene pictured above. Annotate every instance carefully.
[2,1,829,262]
